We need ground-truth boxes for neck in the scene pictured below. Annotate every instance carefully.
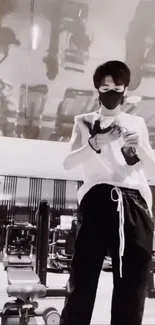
[99,104,121,116]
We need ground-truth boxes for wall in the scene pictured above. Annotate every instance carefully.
[0,137,82,181]
[0,175,83,225]
[0,136,155,184]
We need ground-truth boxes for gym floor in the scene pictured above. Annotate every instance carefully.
[0,264,154,324]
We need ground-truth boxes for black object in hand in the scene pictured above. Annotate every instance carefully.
[83,119,113,137]
[83,119,140,164]
[121,146,140,166]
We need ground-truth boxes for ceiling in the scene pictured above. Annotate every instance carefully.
[0,0,155,147]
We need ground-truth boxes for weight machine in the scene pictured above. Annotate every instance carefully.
[0,201,65,324]
[48,215,77,273]
[3,216,35,270]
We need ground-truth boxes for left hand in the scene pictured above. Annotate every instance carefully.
[122,131,140,148]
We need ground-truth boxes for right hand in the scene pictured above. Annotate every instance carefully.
[89,124,121,151]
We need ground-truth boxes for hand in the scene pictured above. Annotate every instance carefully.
[89,124,121,151]
[122,131,140,148]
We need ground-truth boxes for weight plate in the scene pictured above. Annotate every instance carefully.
[43,308,60,325]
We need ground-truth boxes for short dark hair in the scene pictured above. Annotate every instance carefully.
[93,60,131,89]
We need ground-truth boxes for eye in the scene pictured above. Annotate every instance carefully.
[115,86,124,92]
[99,86,110,92]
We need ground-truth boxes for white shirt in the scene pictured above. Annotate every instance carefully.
[70,111,155,215]
[64,109,155,277]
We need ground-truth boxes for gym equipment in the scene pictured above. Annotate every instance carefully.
[35,200,67,298]
[3,215,35,269]
[50,88,94,141]
[1,267,60,325]
[1,208,61,324]
[59,1,91,72]
[48,215,76,273]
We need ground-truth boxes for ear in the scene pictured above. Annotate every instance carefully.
[124,87,128,96]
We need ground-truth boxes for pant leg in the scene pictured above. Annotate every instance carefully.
[59,186,109,325]
[111,191,154,325]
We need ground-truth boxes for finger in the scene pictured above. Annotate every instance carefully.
[124,135,139,141]
[124,141,139,147]
[125,137,139,143]
[126,134,139,139]
[125,132,135,135]
[125,137,139,142]
[124,132,139,138]
[124,143,138,148]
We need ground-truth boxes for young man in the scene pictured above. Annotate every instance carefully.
[60,61,155,325]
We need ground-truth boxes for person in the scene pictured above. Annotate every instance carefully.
[59,60,155,325]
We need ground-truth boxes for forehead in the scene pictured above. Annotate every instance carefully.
[101,75,123,86]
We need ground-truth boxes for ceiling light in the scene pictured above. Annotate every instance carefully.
[31,24,40,50]
[126,96,142,104]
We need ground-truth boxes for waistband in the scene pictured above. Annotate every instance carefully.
[95,183,140,197]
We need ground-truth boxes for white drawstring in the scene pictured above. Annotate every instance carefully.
[111,187,125,278]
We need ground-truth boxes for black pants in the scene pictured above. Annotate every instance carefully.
[60,184,154,325]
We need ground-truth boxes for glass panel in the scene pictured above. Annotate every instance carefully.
[0,176,5,203]
[0,0,155,144]
[15,177,29,206]
[65,181,77,210]
[41,179,54,207]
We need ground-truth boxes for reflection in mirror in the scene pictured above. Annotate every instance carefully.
[126,1,155,91]
[0,0,154,147]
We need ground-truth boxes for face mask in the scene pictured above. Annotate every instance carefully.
[99,90,124,110]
